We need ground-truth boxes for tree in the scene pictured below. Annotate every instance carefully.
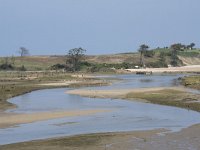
[19,47,29,57]
[189,43,195,50]
[138,44,149,67]
[67,47,86,72]
[170,44,180,66]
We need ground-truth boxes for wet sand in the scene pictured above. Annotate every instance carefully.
[0,109,110,128]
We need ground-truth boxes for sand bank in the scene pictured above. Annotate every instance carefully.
[38,80,109,87]
[66,87,186,100]
[0,109,109,128]
[38,81,80,86]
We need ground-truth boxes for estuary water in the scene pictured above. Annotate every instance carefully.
[0,74,200,145]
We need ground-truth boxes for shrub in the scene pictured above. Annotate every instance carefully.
[144,50,155,57]
[18,65,26,71]
[0,64,14,70]
[146,61,168,68]
[50,64,66,70]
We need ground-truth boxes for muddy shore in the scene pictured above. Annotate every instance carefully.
[1,124,200,150]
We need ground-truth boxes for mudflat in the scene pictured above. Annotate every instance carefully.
[1,124,200,150]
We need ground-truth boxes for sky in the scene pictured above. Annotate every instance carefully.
[0,0,199,56]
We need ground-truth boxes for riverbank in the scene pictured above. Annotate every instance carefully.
[1,124,200,150]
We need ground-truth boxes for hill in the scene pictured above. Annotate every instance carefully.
[0,49,199,71]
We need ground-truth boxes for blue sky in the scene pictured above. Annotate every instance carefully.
[0,0,199,56]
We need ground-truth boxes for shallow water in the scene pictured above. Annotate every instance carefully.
[0,74,200,145]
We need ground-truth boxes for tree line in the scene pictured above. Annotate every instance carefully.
[138,42,197,68]
[0,42,198,71]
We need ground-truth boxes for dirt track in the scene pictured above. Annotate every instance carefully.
[126,65,200,73]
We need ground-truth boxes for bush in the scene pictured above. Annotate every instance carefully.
[50,64,66,70]
[144,50,155,57]
[178,51,200,57]
[146,61,168,68]
[85,62,133,73]
[18,65,26,71]
[0,64,14,70]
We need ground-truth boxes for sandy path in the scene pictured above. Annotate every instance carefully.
[38,81,81,86]
[0,109,110,128]
[126,65,200,73]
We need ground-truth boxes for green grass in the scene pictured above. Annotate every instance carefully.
[178,49,200,57]
[181,75,200,90]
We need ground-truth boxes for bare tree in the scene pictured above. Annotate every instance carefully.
[19,47,29,57]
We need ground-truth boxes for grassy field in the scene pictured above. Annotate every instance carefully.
[0,56,66,71]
